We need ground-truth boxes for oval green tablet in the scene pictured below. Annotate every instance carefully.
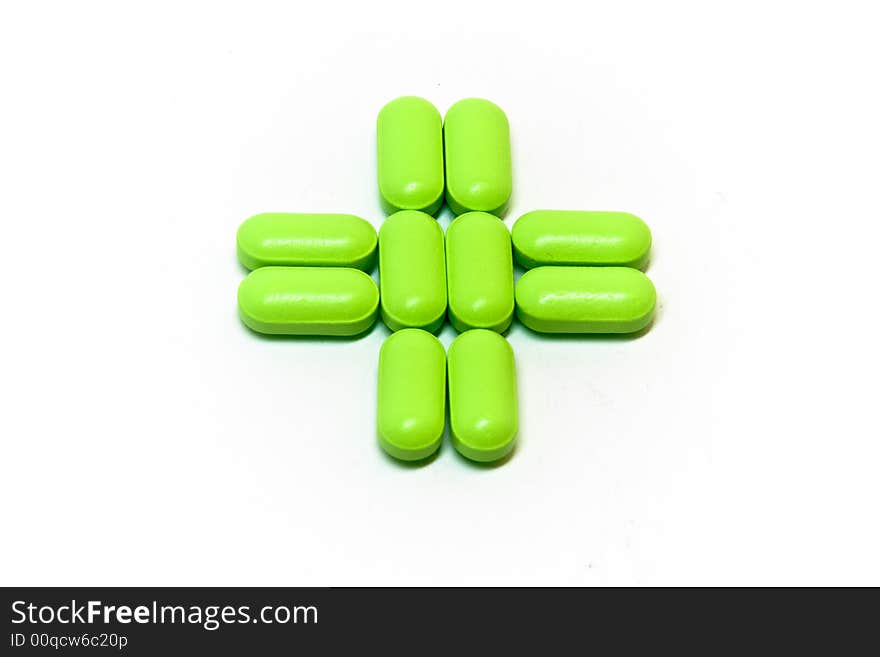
[515,266,656,334]
[377,96,444,215]
[377,329,446,461]
[238,267,378,336]
[512,210,652,269]
[444,98,512,216]
[447,330,518,463]
[445,212,514,333]
[379,210,447,332]
[237,213,377,271]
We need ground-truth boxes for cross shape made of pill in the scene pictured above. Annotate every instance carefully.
[236,97,657,465]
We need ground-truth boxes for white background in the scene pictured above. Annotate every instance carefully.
[2,1,878,586]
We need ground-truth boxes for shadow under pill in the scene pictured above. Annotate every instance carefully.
[451,442,517,470]
[507,316,657,342]
[237,317,383,343]
[377,439,443,469]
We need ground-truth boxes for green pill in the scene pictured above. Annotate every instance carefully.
[447,330,518,463]
[443,98,512,216]
[515,266,656,334]
[237,213,377,271]
[445,212,514,333]
[377,97,444,215]
[512,210,652,269]
[377,329,446,461]
[238,266,378,336]
[379,210,447,332]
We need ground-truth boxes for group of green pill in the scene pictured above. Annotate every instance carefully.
[236,96,657,463]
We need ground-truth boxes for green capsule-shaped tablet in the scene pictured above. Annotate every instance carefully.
[445,212,514,333]
[238,267,378,336]
[512,210,652,269]
[379,210,447,332]
[444,98,512,216]
[515,266,656,334]
[377,329,446,461]
[377,97,444,215]
[237,213,377,271]
[447,330,518,463]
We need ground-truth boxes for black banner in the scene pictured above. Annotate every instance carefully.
[1,587,872,653]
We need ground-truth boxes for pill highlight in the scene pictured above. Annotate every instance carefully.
[237,213,377,271]
[238,266,379,336]
[379,210,447,332]
[377,329,446,461]
[445,212,514,333]
[444,98,512,216]
[447,330,518,462]
[512,210,652,269]
[515,266,656,334]
[377,97,445,215]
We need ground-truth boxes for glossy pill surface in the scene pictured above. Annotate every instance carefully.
[238,267,378,336]
[446,212,514,333]
[447,330,518,462]
[444,98,512,216]
[237,213,377,271]
[377,97,445,215]
[512,210,652,269]
[377,329,446,461]
[379,210,447,332]
[515,266,656,334]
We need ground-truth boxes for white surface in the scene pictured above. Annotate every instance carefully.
[1,1,878,586]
